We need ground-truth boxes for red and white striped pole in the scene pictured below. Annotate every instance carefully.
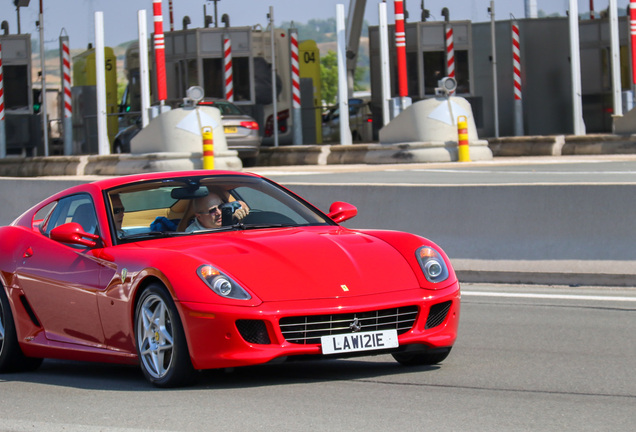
[223,35,233,101]
[60,35,73,155]
[445,25,455,79]
[153,0,167,104]
[168,0,174,32]
[0,42,5,158]
[394,0,409,108]
[512,23,522,100]
[0,42,4,122]
[290,27,302,145]
[290,30,301,111]
[630,0,636,90]
[512,21,524,136]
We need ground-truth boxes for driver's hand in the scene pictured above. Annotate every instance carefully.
[234,201,249,220]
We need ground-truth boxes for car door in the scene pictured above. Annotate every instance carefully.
[15,194,107,347]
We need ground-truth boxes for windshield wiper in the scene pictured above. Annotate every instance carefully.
[240,223,296,230]
[120,231,192,240]
[189,224,245,233]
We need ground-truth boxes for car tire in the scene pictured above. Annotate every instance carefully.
[0,288,43,373]
[392,347,452,366]
[134,284,196,387]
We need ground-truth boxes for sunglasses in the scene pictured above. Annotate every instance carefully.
[113,207,125,215]
[204,205,223,215]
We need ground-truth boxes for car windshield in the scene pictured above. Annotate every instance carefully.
[200,100,245,116]
[106,174,333,243]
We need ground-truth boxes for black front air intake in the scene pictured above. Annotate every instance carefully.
[425,301,452,329]
[236,320,271,344]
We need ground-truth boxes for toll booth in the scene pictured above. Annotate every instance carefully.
[370,16,633,138]
[468,18,574,137]
[71,46,118,154]
[578,16,632,133]
[163,26,321,145]
[299,40,322,144]
[164,27,256,104]
[368,21,478,137]
[0,34,41,155]
[471,16,632,137]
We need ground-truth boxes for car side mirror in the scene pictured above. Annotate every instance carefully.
[50,222,100,247]
[327,201,357,223]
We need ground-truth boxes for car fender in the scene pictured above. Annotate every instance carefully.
[355,229,458,289]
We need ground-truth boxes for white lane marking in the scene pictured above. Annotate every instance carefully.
[462,290,636,302]
[0,419,151,432]
[415,168,636,176]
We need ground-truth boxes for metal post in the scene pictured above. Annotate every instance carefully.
[269,6,278,147]
[378,1,391,126]
[630,0,636,106]
[168,0,174,32]
[524,0,537,19]
[609,0,622,120]
[394,0,408,111]
[512,21,524,136]
[138,10,151,128]
[569,0,586,135]
[223,34,233,101]
[489,1,499,138]
[202,127,214,169]
[153,0,167,106]
[337,4,352,145]
[445,24,455,78]
[0,42,5,158]
[289,27,302,145]
[59,34,73,155]
[39,0,49,156]
[95,12,109,155]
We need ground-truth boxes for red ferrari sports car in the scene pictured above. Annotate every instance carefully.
[0,171,460,387]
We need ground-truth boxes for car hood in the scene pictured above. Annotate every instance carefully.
[147,227,420,302]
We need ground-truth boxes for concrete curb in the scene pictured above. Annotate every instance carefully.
[488,134,636,157]
[2,134,636,177]
[0,151,242,177]
[456,269,635,287]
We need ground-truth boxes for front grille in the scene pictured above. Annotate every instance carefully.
[236,320,271,344]
[425,301,452,329]
[279,306,419,345]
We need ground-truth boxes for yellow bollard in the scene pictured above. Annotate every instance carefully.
[457,115,470,162]
[202,126,215,170]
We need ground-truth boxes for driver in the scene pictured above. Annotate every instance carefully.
[186,191,249,232]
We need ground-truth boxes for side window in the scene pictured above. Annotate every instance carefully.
[43,194,99,237]
[34,202,57,234]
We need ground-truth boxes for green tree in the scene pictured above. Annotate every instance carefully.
[320,50,338,105]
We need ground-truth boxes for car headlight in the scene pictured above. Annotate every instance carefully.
[415,246,449,283]
[197,265,251,300]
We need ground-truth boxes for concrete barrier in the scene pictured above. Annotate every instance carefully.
[2,177,634,286]
[488,134,636,157]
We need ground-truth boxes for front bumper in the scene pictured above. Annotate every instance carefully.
[178,282,460,371]
[226,135,261,159]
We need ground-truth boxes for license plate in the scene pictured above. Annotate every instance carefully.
[321,330,399,355]
[224,126,238,134]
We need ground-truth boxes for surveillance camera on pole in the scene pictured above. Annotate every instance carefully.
[435,76,457,97]
[184,85,205,107]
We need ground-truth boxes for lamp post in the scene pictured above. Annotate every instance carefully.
[14,0,30,34]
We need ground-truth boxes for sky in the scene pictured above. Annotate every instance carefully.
[0,0,626,50]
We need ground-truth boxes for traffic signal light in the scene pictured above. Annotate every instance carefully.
[32,88,41,113]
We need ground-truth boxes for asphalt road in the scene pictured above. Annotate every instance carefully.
[1,283,634,432]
